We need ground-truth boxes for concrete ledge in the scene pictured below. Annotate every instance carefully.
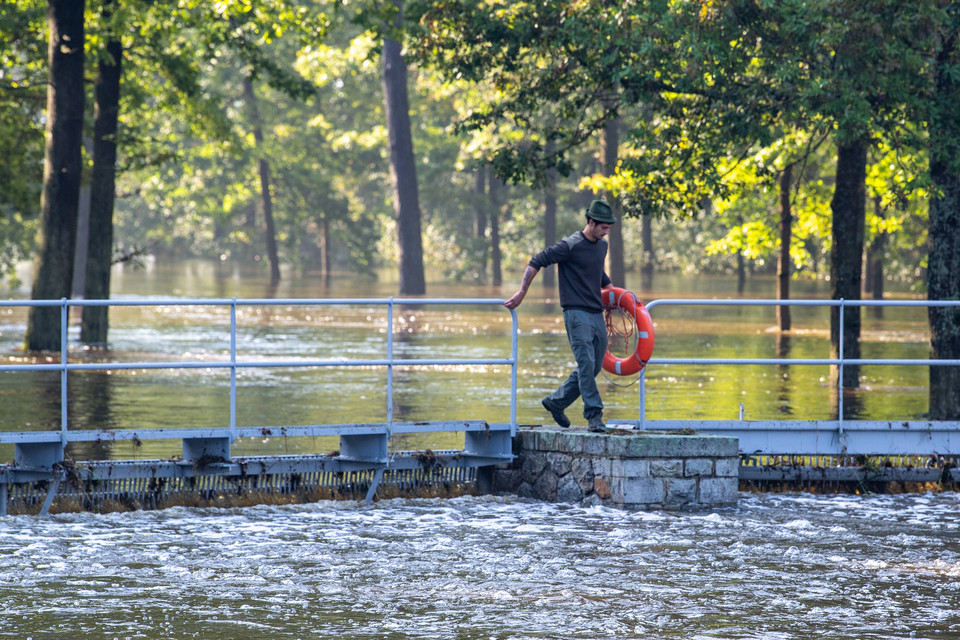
[496,427,738,510]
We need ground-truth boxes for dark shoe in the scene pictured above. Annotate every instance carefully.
[541,398,570,428]
[587,416,607,433]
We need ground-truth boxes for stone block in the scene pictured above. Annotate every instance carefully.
[517,482,534,499]
[521,452,548,485]
[557,478,584,503]
[699,478,738,506]
[584,493,604,507]
[622,459,651,478]
[715,457,740,478]
[618,434,738,458]
[493,469,520,492]
[546,452,573,477]
[532,429,559,452]
[650,459,682,477]
[609,475,625,502]
[532,468,558,501]
[582,432,607,456]
[685,458,714,477]
[592,457,613,478]
[556,432,586,454]
[666,478,697,506]
[571,457,594,493]
[605,435,633,457]
[622,477,665,505]
[593,476,611,499]
[708,437,741,458]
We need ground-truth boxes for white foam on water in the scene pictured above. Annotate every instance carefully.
[2,493,960,638]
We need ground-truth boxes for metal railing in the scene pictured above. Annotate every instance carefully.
[4,296,960,459]
[632,298,960,456]
[0,297,519,447]
[1,297,522,515]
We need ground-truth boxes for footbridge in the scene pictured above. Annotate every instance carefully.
[2,296,960,515]
[1,297,517,515]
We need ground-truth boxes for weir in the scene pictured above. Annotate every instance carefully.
[2,296,960,515]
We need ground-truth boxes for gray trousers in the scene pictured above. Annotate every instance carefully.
[544,308,607,420]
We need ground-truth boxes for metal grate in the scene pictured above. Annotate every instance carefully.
[3,457,480,515]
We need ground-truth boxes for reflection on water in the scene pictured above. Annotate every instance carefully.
[1,261,933,459]
[1,492,958,639]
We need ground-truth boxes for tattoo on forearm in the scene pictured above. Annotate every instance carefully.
[520,266,537,291]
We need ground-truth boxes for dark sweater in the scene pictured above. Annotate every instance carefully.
[529,231,612,312]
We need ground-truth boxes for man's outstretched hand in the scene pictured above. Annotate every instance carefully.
[503,291,525,309]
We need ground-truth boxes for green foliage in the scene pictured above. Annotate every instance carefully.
[0,0,949,293]
[0,0,46,285]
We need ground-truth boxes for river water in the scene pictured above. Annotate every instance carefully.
[2,491,959,639]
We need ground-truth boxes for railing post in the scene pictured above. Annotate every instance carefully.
[510,308,518,436]
[60,298,69,437]
[638,367,647,429]
[838,298,845,433]
[230,298,237,436]
[387,297,394,430]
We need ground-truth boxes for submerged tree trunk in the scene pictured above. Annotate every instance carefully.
[382,0,425,295]
[928,29,960,420]
[474,165,488,283]
[640,211,654,293]
[81,28,122,346]
[321,217,331,286]
[489,175,503,288]
[777,164,793,332]
[603,117,625,286]
[865,197,886,301]
[27,0,85,352]
[242,77,281,286]
[829,138,868,389]
[543,159,557,289]
[736,251,746,294]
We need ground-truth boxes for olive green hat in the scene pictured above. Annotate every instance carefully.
[586,199,617,224]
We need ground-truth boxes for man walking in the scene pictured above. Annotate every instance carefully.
[504,199,616,432]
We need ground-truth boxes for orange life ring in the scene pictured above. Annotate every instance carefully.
[601,287,655,376]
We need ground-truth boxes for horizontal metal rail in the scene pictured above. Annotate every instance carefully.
[626,298,960,456]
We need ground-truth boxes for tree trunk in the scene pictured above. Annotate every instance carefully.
[829,138,868,389]
[543,161,557,289]
[777,164,793,332]
[866,197,886,301]
[474,165,488,283]
[603,118,625,286]
[72,150,91,299]
[321,217,331,286]
[737,250,746,294]
[81,29,122,346]
[928,30,960,420]
[640,211,654,293]
[26,0,85,352]
[489,175,503,287]
[242,77,281,286]
[382,0,425,295]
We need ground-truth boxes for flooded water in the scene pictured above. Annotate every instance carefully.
[1,491,959,639]
[1,260,933,460]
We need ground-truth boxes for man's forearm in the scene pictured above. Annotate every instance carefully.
[503,265,539,309]
[517,265,538,294]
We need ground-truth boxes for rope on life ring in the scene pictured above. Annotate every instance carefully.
[601,287,655,376]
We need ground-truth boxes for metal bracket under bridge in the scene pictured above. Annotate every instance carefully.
[2,296,960,514]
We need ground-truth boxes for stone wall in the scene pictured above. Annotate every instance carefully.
[492,427,739,509]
